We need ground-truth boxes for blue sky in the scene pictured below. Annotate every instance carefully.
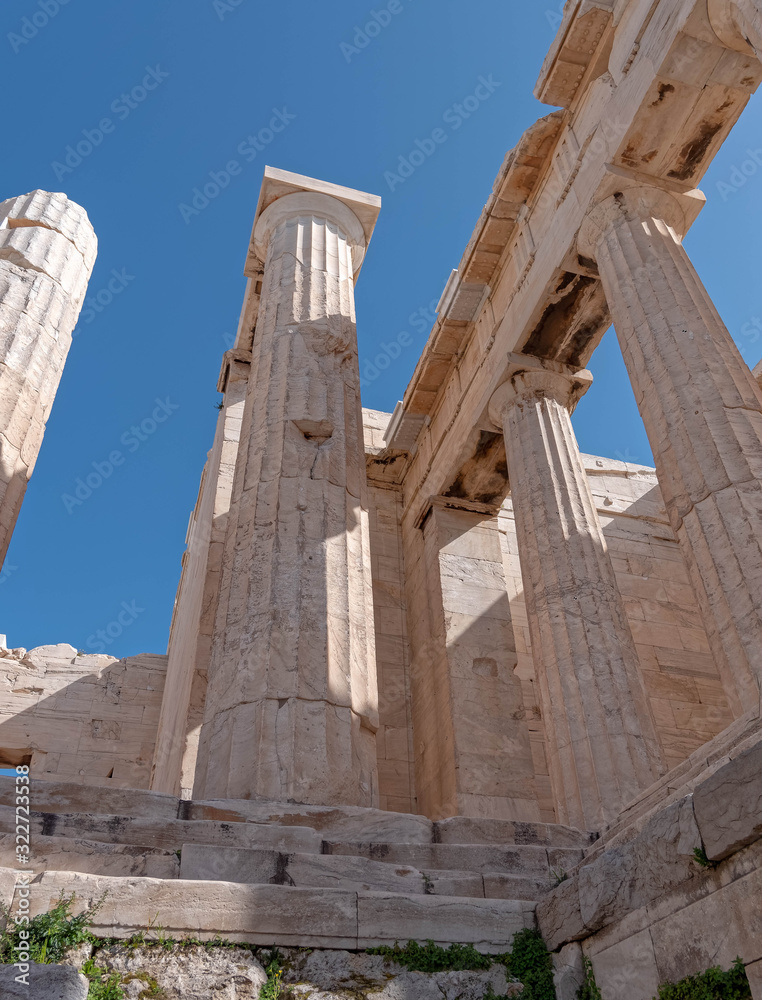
[1,0,760,657]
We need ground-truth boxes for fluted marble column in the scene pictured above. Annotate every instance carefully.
[194,178,381,806]
[0,191,96,567]
[580,187,762,716]
[489,365,663,831]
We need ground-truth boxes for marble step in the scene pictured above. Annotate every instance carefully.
[0,776,593,849]
[11,867,537,951]
[0,806,322,854]
[179,844,556,901]
[0,806,579,883]
[324,841,584,877]
[0,832,180,879]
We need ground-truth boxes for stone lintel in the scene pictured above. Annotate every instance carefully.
[245,166,381,279]
[414,494,501,531]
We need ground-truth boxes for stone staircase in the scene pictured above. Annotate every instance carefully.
[0,777,594,950]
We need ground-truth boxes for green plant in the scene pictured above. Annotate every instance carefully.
[654,957,751,999]
[550,867,569,885]
[260,949,286,999]
[368,940,504,973]
[692,847,717,871]
[577,956,602,1000]
[0,891,106,964]
[82,959,125,1000]
[508,928,556,1000]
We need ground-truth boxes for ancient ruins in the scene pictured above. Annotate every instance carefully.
[3,0,762,996]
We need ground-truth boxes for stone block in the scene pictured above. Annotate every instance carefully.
[589,929,660,1000]
[536,878,587,952]
[16,811,322,855]
[0,776,178,820]
[0,834,179,879]
[649,865,762,985]
[185,799,433,843]
[746,958,762,1000]
[30,871,359,948]
[483,872,553,900]
[0,963,88,1000]
[552,942,585,1000]
[693,740,762,861]
[433,817,594,848]
[578,796,701,933]
[357,891,535,951]
[325,841,567,876]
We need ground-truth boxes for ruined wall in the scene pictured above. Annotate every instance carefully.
[0,643,166,788]
[538,726,762,1000]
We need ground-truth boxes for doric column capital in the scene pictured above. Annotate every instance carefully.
[708,0,762,57]
[577,186,688,259]
[253,190,368,272]
[488,363,592,427]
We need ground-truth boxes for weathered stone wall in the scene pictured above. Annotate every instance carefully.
[538,731,762,1000]
[0,643,166,788]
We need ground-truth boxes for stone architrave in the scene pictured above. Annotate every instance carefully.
[0,191,96,567]
[579,187,762,716]
[194,173,382,806]
[489,364,663,831]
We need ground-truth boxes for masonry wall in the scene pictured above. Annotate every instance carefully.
[0,643,166,789]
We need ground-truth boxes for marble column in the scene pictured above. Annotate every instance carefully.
[580,187,762,716]
[708,0,762,60]
[0,191,96,567]
[194,178,381,806]
[489,365,663,831]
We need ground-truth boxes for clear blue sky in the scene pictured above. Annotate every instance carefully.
[1,1,761,656]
